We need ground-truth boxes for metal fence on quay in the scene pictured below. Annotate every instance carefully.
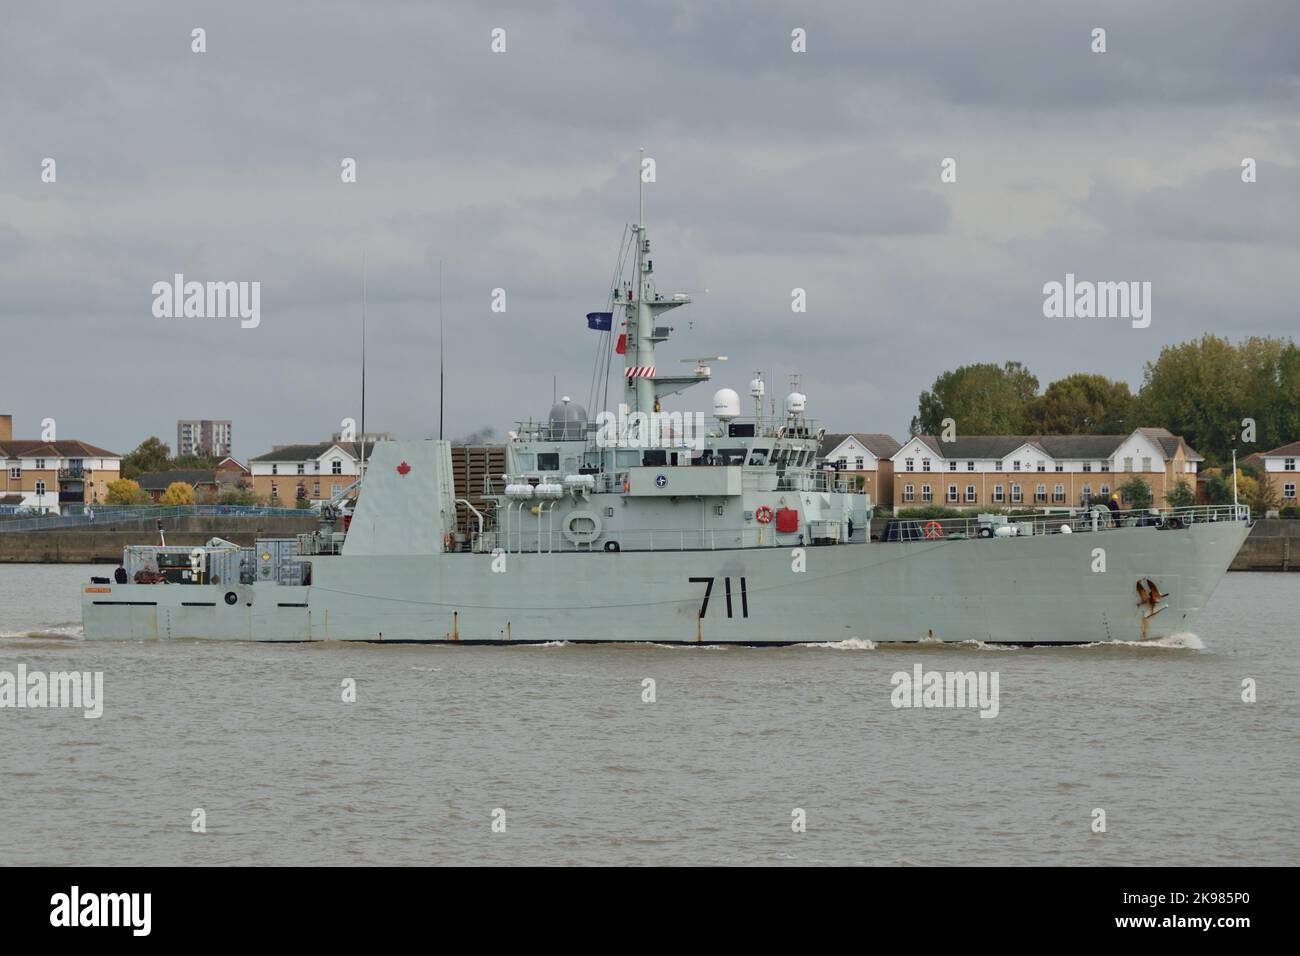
[0,505,311,534]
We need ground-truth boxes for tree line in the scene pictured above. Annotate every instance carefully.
[910,335,1300,467]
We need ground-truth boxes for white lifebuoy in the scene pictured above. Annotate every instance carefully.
[563,510,603,545]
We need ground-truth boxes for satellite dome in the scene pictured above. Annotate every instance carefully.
[712,388,741,421]
[786,391,807,414]
[548,396,587,440]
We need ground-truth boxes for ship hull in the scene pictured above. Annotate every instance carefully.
[81,519,1248,644]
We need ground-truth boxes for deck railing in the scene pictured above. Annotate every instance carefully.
[879,504,1250,542]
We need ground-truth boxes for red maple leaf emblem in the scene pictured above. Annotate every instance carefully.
[396,461,411,475]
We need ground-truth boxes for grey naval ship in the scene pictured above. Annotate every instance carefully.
[81,180,1250,645]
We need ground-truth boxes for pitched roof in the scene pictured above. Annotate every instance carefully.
[0,494,24,506]
[135,470,217,490]
[818,432,902,459]
[1260,440,1300,458]
[251,442,373,463]
[0,439,121,459]
[896,430,1204,463]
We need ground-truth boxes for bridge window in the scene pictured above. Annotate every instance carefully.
[537,453,559,471]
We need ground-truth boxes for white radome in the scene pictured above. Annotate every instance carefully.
[786,391,807,413]
[713,388,741,421]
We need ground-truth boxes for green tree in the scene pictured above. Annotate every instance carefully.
[1136,335,1299,465]
[1023,373,1135,434]
[121,437,171,480]
[216,489,261,506]
[910,361,1039,435]
[1119,476,1153,509]
[1246,478,1281,517]
[1164,479,1196,509]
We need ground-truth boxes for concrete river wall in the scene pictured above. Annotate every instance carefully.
[0,516,328,564]
[1230,518,1300,572]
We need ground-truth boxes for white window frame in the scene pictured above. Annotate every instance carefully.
[946,484,958,503]
[965,485,976,503]
[993,484,1005,503]
[1054,484,1065,503]
[1011,484,1023,504]
[921,484,932,503]
[904,484,915,502]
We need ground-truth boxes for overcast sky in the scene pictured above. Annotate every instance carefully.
[2,0,1297,458]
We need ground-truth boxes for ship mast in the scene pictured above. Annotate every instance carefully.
[623,148,702,415]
